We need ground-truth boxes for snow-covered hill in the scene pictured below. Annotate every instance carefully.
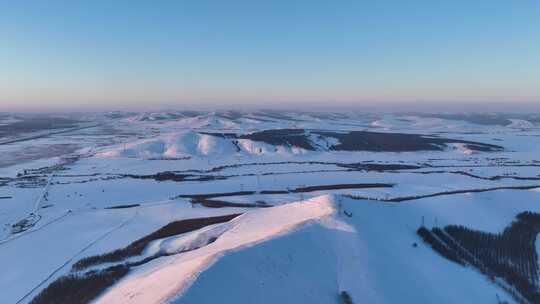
[176,189,539,304]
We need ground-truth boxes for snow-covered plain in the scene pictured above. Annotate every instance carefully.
[1,111,540,304]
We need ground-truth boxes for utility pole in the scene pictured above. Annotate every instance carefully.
[298,184,305,201]
[338,196,342,216]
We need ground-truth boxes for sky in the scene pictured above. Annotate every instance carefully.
[1,0,539,111]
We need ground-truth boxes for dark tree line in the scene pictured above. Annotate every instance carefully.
[417,227,464,266]
[30,265,129,304]
[72,213,241,271]
[417,211,540,303]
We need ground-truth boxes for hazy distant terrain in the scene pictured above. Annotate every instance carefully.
[1,111,540,304]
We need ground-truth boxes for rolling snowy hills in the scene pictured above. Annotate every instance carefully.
[1,111,540,304]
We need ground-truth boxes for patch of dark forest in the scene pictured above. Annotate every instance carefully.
[417,211,540,303]
[313,130,503,152]
[191,198,270,208]
[31,214,241,304]
[104,204,140,209]
[204,129,503,152]
[29,265,129,304]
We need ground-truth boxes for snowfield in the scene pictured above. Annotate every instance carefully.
[1,111,540,304]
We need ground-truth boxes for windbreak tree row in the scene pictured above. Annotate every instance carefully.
[417,211,540,304]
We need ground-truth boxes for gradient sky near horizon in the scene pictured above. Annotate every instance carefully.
[1,0,539,111]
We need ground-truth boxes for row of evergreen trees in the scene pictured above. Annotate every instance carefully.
[417,211,540,303]
[30,265,129,304]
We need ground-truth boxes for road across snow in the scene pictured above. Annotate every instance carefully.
[94,195,335,304]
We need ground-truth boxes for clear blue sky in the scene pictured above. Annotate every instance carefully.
[1,0,539,111]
